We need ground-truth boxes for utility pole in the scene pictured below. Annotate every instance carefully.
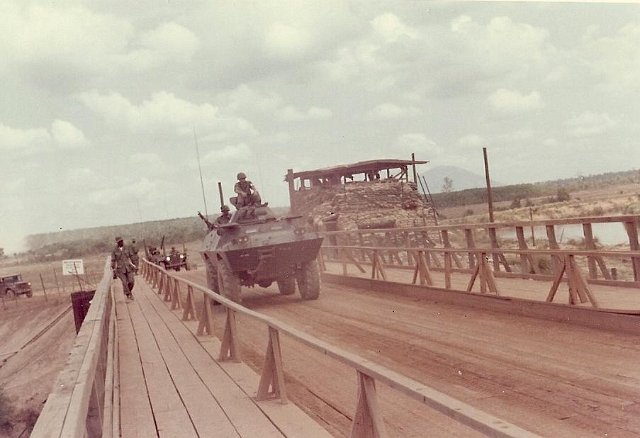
[483,147,495,222]
[411,153,418,184]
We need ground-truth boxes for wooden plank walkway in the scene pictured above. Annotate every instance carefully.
[116,278,332,438]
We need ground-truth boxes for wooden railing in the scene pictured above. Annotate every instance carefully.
[140,259,540,438]
[321,215,640,286]
[32,257,118,438]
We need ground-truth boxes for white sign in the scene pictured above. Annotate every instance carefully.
[62,259,85,276]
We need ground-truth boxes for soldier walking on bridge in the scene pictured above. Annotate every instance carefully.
[128,238,139,275]
[112,236,136,301]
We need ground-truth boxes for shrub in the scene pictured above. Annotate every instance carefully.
[463,209,474,217]
[510,198,522,209]
[556,187,571,202]
[534,255,553,274]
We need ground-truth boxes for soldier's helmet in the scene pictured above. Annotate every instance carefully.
[221,205,230,212]
[237,172,247,180]
[115,236,123,242]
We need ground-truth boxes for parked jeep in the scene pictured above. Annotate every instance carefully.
[0,274,33,298]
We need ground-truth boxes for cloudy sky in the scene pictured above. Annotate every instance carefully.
[1,1,638,253]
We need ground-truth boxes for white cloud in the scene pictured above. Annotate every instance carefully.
[458,134,486,148]
[202,143,253,166]
[264,22,312,58]
[126,22,200,70]
[580,23,640,92]
[51,120,87,149]
[365,103,421,120]
[565,112,616,137]
[0,123,50,152]
[218,84,332,122]
[393,133,443,155]
[77,90,257,139]
[488,89,544,114]
[370,13,418,42]
[277,105,333,122]
[88,177,157,206]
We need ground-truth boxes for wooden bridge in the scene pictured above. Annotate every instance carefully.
[30,215,640,437]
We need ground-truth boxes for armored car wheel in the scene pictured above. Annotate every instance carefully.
[277,276,296,295]
[217,261,241,303]
[5,289,15,298]
[26,291,33,298]
[296,260,320,300]
[204,258,219,293]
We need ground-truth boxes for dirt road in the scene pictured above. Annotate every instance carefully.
[178,269,640,437]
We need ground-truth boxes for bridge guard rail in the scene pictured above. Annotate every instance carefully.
[32,257,117,438]
[140,259,540,438]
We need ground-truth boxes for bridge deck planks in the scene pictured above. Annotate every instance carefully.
[117,297,157,438]
[117,277,330,438]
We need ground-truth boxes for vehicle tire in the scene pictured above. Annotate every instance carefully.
[26,291,33,298]
[258,280,272,288]
[175,266,180,271]
[185,263,191,271]
[5,288,15,298]
[217,261,241,303]
[276,276,296,295]
[297,260,320,300]
[204,259,219,293]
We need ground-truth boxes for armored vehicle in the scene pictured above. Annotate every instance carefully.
[201,205,323,303]
[0,274,33,298]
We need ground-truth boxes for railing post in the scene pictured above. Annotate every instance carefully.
[256,327,288,404]
[349,371,388,438]
[182,285,197,321]
[219,308,241,362]
[196,293,214,336]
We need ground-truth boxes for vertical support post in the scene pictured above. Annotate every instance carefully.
[196,293,214,336]
[219,308,241,362]
[170,278,182,310]
[464,228,476,270]
[182,286,197,321]
[483,147,495,223]
[40,274,48,302]
[286,168,296,213]
[583,223,598,279]
[624,220,640,282]
[444,250,452,290]
[256,327,288,404]
[546,224,562,274]
[349,372,388,438]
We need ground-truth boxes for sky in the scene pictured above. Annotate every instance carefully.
[1,1,639,253]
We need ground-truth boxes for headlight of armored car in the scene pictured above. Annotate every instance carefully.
[180,254,185,259]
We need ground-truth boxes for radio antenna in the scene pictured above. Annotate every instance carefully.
[193,127,209,217]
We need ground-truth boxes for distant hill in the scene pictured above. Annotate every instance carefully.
[20,206,290,260]
[422,166,491,193]
[429,168,639,209]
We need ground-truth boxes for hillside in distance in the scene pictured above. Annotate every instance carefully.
[422,166,491,193]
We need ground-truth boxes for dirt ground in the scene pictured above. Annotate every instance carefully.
[175,269,640,437]
[0,301,75,437]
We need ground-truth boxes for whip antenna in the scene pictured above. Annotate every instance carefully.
[193,127,208,217]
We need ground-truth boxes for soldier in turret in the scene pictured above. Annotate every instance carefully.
[111,237,136,300]
[215,205,232,225]
[234,172,261,207]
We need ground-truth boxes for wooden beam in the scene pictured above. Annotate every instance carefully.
[349,372,388,438]
[257,327,288,404]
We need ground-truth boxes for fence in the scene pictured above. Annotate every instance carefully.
[139,259,539,438]
[320,215,640,290]
[31,257,118,438]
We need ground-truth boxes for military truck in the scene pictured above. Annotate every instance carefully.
[159,246,189,271]
[145,241,189,271]
[0,274,33,298]
[201,204,323,303]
